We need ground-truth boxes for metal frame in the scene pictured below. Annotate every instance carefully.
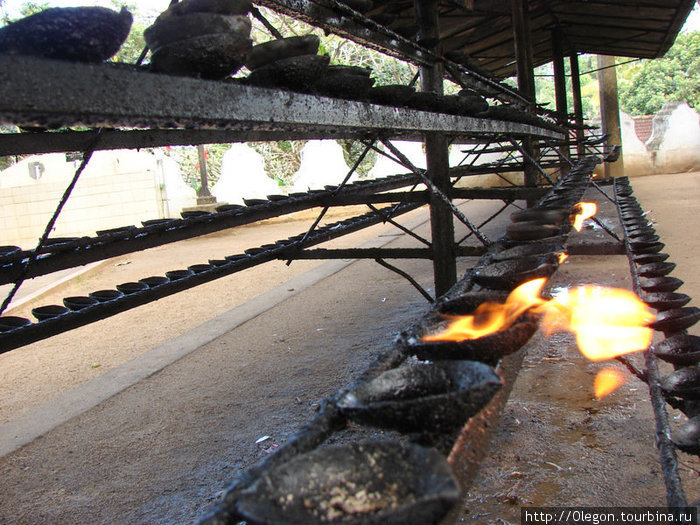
[613,177,688,508]
[0,0,578,357]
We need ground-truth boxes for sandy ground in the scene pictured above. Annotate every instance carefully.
[0,172,698,524]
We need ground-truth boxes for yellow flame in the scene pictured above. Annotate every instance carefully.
[423,279,654,363]
[540,285,655,361]
[594,368,626,398]
[422,275,653,399]
[422,278,548,342]
[558,252,569,264]
[571,202,598,232]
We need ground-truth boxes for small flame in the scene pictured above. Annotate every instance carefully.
[594,368,626,398]
[422,278,548,342]
[558,252,569,264]
[571,202,598,232]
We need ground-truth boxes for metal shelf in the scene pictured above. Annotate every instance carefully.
[0,202,422,353]
[0,55,563,143]
[255,0,531,105]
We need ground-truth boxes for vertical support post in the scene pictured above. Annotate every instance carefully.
[414,0,456,297]
[551,30,568,125]
[570,53,586,158]
[597,55,625,177]
[511,0,538,203]
[511,0,535,104]
[551,28,570,173]
[196,144,216,205]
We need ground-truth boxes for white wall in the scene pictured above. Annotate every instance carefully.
[0,150,195,249]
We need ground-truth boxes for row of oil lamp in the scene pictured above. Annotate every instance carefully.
[199,159,600,524]
[614,177,700,456]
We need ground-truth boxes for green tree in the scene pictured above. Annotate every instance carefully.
[533,54,601,120]
[619,31,699,115]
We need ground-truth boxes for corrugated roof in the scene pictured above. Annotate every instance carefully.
[362,0,696,78]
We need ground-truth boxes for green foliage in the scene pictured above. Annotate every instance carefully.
[532,54,600,120]
[167,144,230,189]
[619,31,699,115]
[250,141,305,183]
[18,1,47,17]
[339,140,377,178]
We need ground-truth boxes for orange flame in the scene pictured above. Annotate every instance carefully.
[422,278,654,397]
[594,368,626,398]
[422,278,547,342]
[571,202,598,232]
[558,252,569,264]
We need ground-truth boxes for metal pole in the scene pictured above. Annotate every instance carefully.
[196,144,215,204]
[570,53,586,158]
[551,28,570,169]
[414,0,457,297]
[597,55,625,178]
[511,0,538,205]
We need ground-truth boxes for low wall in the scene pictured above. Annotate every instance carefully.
[0,150,195,249]
[623,102,700,177]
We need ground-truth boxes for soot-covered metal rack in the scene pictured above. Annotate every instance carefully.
[613,177,699,508]
[197,157,598,525]
[0,49,568,349]
[0,1,593,521]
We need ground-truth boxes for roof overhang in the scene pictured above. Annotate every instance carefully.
[365,0,696,78]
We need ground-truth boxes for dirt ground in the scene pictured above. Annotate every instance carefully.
[0,173,699,524]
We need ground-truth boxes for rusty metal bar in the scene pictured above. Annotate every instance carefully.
[250,5,285,39]
[456,200,515,246]
[375,258,435,303]
[0,55,563,141]
[284,246,485,260]
[1,131,102,315]
[543,138,575,168]
[570,54,586,158]
[450,187,547,201]
[381,139,493,248]
[256,0,531,106]
[414,0,457,297]
[590,216,624,243]
[509,138,557,186]
[590,180,619,205]
[0,128,379,157]
[366,204,431,247]
[613,177,687,508]
[0,203,422,351]
[0,174,424,285]
[285,140,375,264]
[289,247,431,259]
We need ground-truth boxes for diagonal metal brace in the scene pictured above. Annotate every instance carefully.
[374,258,434,303]
[543,139,575,168]
[380,139,493,247]
[366,204,431,246]
[457,199,514,245]
[590,180,617,205]
[509,138,556,186]
[285,138,376,265]
[250,6,285,39]
[591,216,623,243]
